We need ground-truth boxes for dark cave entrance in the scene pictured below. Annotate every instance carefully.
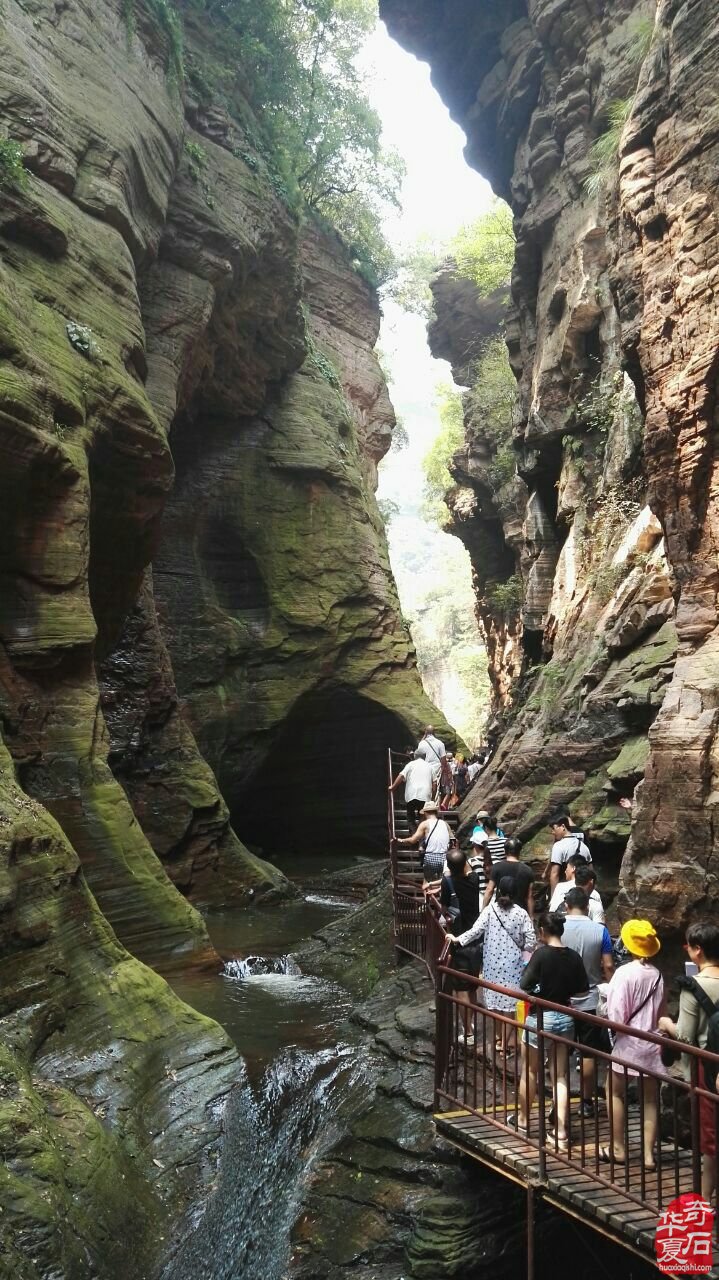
[233,686,411,859]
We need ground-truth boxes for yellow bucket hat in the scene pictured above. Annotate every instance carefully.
[620,918,661,957]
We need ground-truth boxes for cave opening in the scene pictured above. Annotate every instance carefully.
[232,686,412,860]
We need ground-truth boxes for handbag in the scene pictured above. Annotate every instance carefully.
[660,1038,683,1067]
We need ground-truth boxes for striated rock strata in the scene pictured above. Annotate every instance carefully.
[381,0,719,932]
[0,0,447,1272]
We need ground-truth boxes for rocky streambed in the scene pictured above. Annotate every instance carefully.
[155,866,657,1280]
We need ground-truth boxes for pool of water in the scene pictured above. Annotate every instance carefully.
[168,867,357,1077]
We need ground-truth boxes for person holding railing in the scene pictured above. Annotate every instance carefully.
[658,921,719,1201]
[516,912,589,1150]
[396,800,453,890]
[440,849,483,1043]
[602,919,665,1171]
[446,876,536,1056]
[388,749,434,829]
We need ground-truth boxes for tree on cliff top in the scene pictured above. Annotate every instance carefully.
[389,199,514,318]
[183,0,402,285]
[422,384,464,527]
[449,199,515,295]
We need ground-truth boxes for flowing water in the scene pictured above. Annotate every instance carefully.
[162,1044,373,1280]
[163,854,373,1279]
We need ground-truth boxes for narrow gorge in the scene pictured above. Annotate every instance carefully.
[1,0,718,1277]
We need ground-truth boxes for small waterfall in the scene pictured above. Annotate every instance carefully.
[303,892,353,909]
[223,954,302,980]
[161,1043,373,1280]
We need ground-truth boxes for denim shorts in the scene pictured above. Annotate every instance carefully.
[523,1011,575,1052]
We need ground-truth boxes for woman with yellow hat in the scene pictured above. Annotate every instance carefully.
[602,919,665,1169]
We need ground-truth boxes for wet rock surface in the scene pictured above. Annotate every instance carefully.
[0,1,446,1272]
[289,963,523,1280]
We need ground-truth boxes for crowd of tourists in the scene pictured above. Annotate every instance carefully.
[388,726,489,824]
[389,727,719,1199]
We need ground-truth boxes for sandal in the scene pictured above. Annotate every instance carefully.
[599,1145,626,1164]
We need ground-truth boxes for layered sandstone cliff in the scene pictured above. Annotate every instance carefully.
[382,0,717,931]
[0,0,447,1272]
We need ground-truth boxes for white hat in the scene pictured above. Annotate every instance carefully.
[470,831,488,846]
[421,800,439,815]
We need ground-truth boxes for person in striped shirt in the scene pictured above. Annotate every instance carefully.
[469,814,506,887]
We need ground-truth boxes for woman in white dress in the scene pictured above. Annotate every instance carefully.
[447,877,535,1052]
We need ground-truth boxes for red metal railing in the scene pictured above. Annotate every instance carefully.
[388,747,431,970]
[435,964,719,1218]
[385,753,719,1244]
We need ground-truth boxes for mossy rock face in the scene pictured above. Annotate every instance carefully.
[154,336,454,857]
[0,736,241,1279]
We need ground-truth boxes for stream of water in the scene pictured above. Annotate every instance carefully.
[163,854,374,1279]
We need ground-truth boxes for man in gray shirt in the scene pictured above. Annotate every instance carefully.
[548,813,591,893]
[562,888,614,1117]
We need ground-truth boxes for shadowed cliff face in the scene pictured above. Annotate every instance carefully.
[0,0,449,1270]
[151,220,451,859]
[382,0,719,931]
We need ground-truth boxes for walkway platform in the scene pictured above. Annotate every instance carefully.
[436,1107,711,1270]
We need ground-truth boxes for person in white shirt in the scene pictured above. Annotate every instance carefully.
[388,750,435,828]
[548,813,591,892]
[416,726,446,780]
[549,857,605,923]
[396,800,452,888]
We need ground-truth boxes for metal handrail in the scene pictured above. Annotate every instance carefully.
[385,747,719,1251]
[434,964,719,1219]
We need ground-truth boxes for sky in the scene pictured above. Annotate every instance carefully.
[358,25,492,246]
[359,23,494,744]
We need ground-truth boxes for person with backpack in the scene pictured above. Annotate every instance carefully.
[439,850,483,1042]
[658,921,719,1201]
[602,919,665,1170]
[547,813,591,894]
[549,855,605,922]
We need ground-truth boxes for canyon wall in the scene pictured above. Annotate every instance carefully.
[382,0,718,931]
[0,0,448,1272]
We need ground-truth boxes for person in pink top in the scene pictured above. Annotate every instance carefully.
[602,919,665,1169]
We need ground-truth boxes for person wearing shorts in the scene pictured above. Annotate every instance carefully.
[562,888,614,1118]
[517,912,589,1149]
[659,921,719,1200]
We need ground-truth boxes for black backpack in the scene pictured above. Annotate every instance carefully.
[686,977,719,1092]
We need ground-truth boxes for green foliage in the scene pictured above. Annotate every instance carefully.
[185,0,401,285]
[377,497,400,524]
[0,136,27,190]
[488,443,517,490]
[626,11,655,67]
[421,384,464,526]
[584,98,633,197]
[184,138,215,206]
[123,0,183,79]
[466,336,519,444]
[450,200,515,296]
[301,306,341,389]
[464,336,519,491]
[485,574,523,616]
[387,234,446,319]
[66,322,99,362]
[574,377,620,436]
[390,418,409,452]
